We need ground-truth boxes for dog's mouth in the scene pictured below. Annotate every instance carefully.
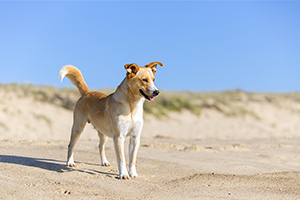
[139,89,154,101]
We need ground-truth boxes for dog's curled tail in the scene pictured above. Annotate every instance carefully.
[59,65,90,96]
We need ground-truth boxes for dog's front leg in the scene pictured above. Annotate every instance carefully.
[113,134,129,179]
[128,134,140,178]
[128,123,142,178]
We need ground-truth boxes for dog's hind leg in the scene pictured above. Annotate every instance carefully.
[67,115,87,167]
[97,131,111,166]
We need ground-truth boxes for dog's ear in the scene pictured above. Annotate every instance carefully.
[124,63,140,78]
[145,61,163,74]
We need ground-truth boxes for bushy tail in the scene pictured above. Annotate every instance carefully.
[59,65,90,96]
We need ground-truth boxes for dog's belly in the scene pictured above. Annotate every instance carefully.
[99,129,115,138]
[92,122,114,138]
[92,119,143,138]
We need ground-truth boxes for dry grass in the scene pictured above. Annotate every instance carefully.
[1,84,299,119]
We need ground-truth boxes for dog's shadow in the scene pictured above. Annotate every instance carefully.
[0,155,118,178]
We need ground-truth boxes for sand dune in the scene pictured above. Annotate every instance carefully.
[0,85,300,199]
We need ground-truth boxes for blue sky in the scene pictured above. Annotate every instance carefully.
[0,1,300,93]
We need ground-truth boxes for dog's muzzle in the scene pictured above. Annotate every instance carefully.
[139,89,160,101]
[152,90,160,97]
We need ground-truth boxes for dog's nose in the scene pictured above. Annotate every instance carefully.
[153,90,160,97]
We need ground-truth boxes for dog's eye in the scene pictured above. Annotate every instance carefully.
[143,79,148,83]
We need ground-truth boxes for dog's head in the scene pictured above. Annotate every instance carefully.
[125,61,163,101]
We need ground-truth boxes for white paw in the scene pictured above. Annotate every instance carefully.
[67,162,76,167]
[119,170,130,180]
[101,161,111,167]
[67,158,76,167]
[129,166,138,178]
[129,172,138,178]
[119,174,130,180]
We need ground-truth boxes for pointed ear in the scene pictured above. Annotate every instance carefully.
[124,63,140,78]
[145,61,163,74]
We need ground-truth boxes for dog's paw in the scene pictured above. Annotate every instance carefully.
[129,173,138,178]
[119,171,130,180]
[129,169,138,178]
[67,161,76,167]
[129,170,138,178]
[129,166,138,178]
[101,161,111,167]
[119,175,130,180]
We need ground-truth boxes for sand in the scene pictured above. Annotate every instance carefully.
[0,86,300,199]
[1,138,299,199]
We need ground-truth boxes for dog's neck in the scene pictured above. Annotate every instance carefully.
[112,77,145,121]
[113,77,145,106]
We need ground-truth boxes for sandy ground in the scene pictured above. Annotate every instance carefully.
[1,138,300,199]
[0,86,300,199]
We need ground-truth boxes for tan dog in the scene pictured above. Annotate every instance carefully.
[59,62,163,179]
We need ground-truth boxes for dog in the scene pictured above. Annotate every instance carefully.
[59,62,163,179]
